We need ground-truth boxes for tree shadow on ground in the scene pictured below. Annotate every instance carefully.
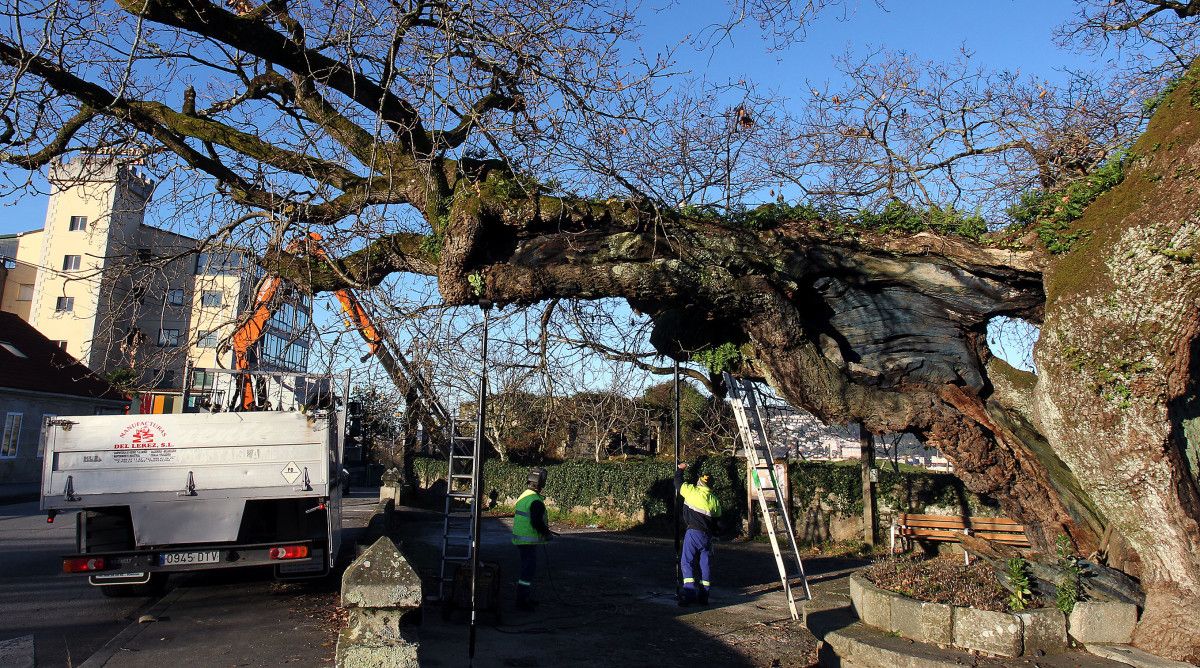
[391,501,852,667]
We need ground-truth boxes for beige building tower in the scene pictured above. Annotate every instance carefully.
[0,155,311,413]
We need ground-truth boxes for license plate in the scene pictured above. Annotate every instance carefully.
[159,550,221,566]
[93,571,148,581]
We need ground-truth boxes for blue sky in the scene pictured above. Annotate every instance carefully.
[642,0,1090,83]
[2,2,1090,377]
[0,2,1099,237]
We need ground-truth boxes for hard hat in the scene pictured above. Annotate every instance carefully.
[527,467,548,490]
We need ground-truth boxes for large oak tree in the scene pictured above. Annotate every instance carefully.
[2,0,1199,660]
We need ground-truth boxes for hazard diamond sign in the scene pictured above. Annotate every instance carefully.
[281,461,302,484]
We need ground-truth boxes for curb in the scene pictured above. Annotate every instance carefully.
[77,586,188,668]
[822,623,964,668]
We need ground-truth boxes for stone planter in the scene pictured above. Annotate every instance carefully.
[849,573,1068,658]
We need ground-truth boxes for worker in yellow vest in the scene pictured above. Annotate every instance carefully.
[511,467,551,611]
[676,462,722,606]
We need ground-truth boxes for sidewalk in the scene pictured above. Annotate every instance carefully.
[391,501,1136,668]
[395,504,823,667]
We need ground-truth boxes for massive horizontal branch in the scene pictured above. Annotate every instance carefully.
[115,0,435,154]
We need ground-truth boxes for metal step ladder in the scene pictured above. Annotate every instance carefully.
[723,372,812,621]
[438,416,480,601]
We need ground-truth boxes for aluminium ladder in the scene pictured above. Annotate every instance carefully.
[722,372,812,621]
[437,416,481,601]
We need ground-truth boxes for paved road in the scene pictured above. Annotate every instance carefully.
[0,493,380,667]
[0,501,157,666]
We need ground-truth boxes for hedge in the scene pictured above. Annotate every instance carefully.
[410,455,997,534]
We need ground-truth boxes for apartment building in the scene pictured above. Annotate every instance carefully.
[0,155,311,413]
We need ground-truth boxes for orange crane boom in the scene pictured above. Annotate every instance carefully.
[227,234,450,436]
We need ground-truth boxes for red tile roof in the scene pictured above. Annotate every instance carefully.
[0,311,128,402]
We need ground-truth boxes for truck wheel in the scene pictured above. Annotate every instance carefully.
[84,509,168,598]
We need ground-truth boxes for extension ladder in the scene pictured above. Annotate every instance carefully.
[722,372,812,620]
[437,416,480,601]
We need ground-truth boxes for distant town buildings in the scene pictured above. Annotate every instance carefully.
[762,405,954,472]
[0,155,311,413]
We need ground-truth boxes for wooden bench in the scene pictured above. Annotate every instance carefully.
[890,513,1031,564]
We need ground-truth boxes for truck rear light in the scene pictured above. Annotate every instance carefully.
[63,557,107,573]
[269,545,309,560]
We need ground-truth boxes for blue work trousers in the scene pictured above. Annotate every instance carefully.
[516,544,537,603]
[680,528,712,598]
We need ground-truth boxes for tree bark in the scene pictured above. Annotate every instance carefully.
[1029,75,1200,662]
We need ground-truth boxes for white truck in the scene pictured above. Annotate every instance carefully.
[40,372,347,596]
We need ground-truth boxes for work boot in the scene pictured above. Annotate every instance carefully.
[698,589,709,606]
[678,587,696,607]
[516,585,539,612]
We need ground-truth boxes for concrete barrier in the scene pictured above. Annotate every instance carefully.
[380,468,403,505]
[848,573,1068,658]
[335,537,422,668]
[1068,601,1138,645]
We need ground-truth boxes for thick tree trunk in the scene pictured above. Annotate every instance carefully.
[1030,76,1200,662]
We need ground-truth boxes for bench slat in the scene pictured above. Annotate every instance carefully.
[899,530,1029,543]
[895,513,1031,549]
[898,513,1022,526]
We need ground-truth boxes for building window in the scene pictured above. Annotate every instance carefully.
[38,414,56,457]
[261,334,309,371]
[16,284,33,301]
[197,330,219,348]
[55,296,74,312]
[68,216,87,231]
[166,289,185,306]
[52,340,68,350]
[200,290,223,307]
[192,369,212,388]
[162,369,176,386]
[1,413,21,458]
[62,255,81,271]
[157,328,180,347]
[194,251,245,275]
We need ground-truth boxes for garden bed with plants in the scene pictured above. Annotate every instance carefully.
[850,553,1078,657]
[852,534,1148,658]
[863,555,1033,612]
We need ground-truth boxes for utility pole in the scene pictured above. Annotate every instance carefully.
[673,361,682,595]
[468,301,491,663]
[859,424,878,547]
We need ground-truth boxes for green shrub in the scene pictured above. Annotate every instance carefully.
[692,342,741,375]
[856,201,987,240]
[1006,150,1128,253]
[1054,534,1083,614]
[412,455,996,537]
[1006,557,1033,611]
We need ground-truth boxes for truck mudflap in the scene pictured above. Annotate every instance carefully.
[61,540,326,585]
